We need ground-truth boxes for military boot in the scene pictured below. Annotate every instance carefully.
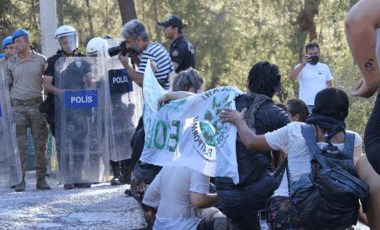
[110,161,122,186]
[121,159,132,184]
[36,171,51,190]
[14,177,26,192]
[36,176,51,190]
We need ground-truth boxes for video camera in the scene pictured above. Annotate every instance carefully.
[108,41,129,57]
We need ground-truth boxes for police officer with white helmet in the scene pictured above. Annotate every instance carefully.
[42,25,91,190]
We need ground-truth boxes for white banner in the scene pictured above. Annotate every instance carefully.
[141,60,242,184]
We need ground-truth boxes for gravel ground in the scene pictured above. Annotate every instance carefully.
[0,171,370,230]
[0,171,147,230]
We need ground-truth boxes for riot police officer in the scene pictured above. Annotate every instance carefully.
[42,25,92,190]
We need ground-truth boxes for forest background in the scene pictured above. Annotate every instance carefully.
[0,0,374,143]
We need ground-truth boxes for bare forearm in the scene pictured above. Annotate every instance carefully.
[345,0,380,92]
[346,25,379,83]
[191,193,218,209]
[124,67,143,87]
[234,119,271,152]
[43,82,62,95]
[288,64,305,80]
[120,55,143,86]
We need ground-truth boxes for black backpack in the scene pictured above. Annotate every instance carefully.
[289,124,369,230]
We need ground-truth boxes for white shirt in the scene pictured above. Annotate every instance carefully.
[264,122,362,197]
[143,166,210,230]
[295,62,333,106]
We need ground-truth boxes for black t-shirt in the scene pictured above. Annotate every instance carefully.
[169,35,195,73]
[43,50,84,97]
[60,60,92,90]
[215,95,291,189]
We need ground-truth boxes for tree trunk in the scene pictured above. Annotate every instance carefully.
[152,0,161,40]
[288,0,321,97]
[295,0,321,61]
[39,0,58,57]
[58,0,63,26]
[85,0,94,38]
[118,0,137,25]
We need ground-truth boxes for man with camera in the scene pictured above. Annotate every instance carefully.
[158,15,195,73]
[119,19,173,90]
[288,42,333,113]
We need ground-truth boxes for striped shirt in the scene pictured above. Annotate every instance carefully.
[137,42,173,90]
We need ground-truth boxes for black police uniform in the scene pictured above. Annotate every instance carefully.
[42,50,84,136]
[169,35,195,73]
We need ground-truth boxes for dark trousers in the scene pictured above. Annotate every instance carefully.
[365,93,380,174]
[217,175,277,230]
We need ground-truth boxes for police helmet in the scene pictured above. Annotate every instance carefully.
[86,37,108,56]
[12,29,29,42]
[2,36,13,49]
[55,25,78,54]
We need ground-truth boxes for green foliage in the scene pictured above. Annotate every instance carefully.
[0,0,374,137]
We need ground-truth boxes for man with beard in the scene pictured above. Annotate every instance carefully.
[119,19,174,90]
[119,19,174,201]
[288,43,334,113]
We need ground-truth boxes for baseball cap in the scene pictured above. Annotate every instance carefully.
[158,15,183,29]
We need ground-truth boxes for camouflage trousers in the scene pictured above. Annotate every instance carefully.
[13,102,49,177]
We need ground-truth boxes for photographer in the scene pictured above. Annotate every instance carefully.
[119,19,173,90]
[288,43,333,113]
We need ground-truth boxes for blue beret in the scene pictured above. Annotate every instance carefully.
[12,29,29,42]
[2,36,13,49]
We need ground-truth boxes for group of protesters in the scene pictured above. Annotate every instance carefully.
[1,0,380,229]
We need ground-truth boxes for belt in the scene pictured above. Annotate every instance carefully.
[11,97,43,106]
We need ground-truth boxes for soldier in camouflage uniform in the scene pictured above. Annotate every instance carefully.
[6,29,50,192]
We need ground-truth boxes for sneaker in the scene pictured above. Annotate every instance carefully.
[64,183,75,190]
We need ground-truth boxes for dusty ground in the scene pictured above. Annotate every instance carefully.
[0,171,146,230]
[0,171,369,230]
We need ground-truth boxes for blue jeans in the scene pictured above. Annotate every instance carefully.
[217,175,277,230]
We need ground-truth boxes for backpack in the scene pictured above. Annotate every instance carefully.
[289,124,369,230]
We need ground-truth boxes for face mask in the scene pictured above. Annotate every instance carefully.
[308,55,319,65]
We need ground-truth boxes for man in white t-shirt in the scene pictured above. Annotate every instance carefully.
[143,166,228,230]
[288,43,333,112]
[219,88,366,229]
[141,69,230,230]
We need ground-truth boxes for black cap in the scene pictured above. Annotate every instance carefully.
[158,15,183,29]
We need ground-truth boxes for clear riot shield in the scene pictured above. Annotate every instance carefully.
[0,68,22,187]
[54,56,110,184]
[103,39,142,161]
